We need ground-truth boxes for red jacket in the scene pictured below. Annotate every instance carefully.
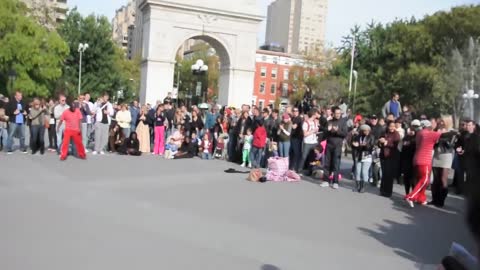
[414,129,441,166]
[253,126,267,148]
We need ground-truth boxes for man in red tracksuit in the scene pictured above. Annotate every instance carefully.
[250,119,267,168]
[405,120,441,207]
[57,102,86,161]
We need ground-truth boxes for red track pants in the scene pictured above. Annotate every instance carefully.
[405,165,431,204]
[61,129,86,160]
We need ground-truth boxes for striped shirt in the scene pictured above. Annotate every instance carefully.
[414,129,441,166]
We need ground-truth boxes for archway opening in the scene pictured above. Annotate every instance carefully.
[173,35,231,107]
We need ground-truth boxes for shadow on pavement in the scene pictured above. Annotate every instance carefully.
[358,195,473,266]
[260,264,281,270]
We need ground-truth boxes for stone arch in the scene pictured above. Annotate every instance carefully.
[137,0,263,108]
[172,33,232,105]
[172,34,232,68]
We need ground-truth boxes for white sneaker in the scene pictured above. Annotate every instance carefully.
[248,164,252,169]
[241,163,245,167]
[332,183,339,189]
[320,181,330,188]
[92,151,98,155]
[406,199,414,208]
[100,151,105,155]
[85,149,90,153]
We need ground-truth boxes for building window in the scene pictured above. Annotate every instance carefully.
[259,100,265,110]
[273,57,278,64]
[260,82,265,93]
[270,83,276,95]
[283,69,289,80]
[271,68,277,79]
[261,56,267,62]
[282,83,288,97]
[260,67,267,78]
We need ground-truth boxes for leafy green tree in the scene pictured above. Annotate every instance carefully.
[58,9,139,100]
[0,0,69,97]
[174,43,219,103]
[333,5,480,118]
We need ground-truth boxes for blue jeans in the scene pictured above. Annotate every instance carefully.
[6,123,26,152]
[29,125,45,153]
[250,146,264,168]
[279,141,290,158]
[202,152,212,160]
[56,124,65,153]
[355,160,372,182]
[0,127,8,148]
[122,128,130,138]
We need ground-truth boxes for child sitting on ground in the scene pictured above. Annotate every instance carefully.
[164,138,178,159]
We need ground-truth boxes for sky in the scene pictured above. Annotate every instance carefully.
[68,0,480,47]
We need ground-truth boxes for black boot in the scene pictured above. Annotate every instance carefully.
[359,181,366,193]
[353,181,359,192]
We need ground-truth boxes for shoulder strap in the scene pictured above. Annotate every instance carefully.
[30,110,45,121]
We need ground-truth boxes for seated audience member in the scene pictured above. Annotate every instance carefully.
[108,124,125,153]
[164,138,179,159]
[118,132,141,156]
[174,137,196,159]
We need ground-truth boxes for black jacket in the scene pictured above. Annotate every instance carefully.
[5,98,27,123]
[351,134,375,162]
[371,124,385,141]
[325,117,348,147]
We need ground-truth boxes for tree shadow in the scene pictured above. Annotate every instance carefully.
[358,195,474,266]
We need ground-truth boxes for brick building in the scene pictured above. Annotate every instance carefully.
[253,49,313,109]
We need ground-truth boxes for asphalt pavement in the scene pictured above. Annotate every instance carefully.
[0,150,474,270]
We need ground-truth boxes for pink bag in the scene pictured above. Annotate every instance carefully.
[267,157,289,175]
[285,170,301,182]
[266,171,284,182]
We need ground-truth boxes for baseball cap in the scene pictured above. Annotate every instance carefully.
[370,114,378,119]
[411,119,421,127]
[421,120,432,128]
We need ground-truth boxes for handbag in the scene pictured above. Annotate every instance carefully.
[44,117,50,129]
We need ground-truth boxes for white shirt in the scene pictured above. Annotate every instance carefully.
[84,101,94,124]
[302,120,318,144]
[93,101,114,124]
[116,110,132,129]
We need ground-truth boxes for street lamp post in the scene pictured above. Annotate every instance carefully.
[191,59,208,103]
[348,37,356,103]
[352,70,358,113]
[8,69,17,93]
[463,89,479,121]
[78,43,89,96]
[176,63,182,108]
